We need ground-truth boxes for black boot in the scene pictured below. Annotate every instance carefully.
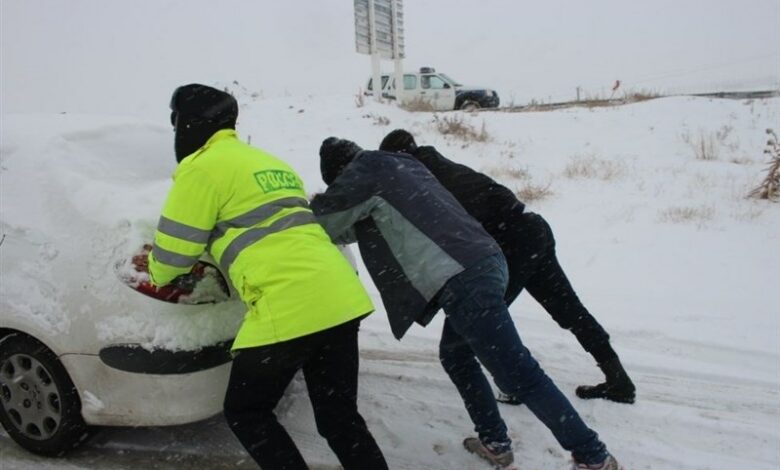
[576,357,636,403]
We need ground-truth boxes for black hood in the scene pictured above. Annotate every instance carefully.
[170,84,238,162]
[319,137,363,185]
[379,129,418,154]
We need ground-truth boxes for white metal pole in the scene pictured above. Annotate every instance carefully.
[393,57,403,105]
[372,54,382,102]
[368,0,383,102]
[391,0,404,105]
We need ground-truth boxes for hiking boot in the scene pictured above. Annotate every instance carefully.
[496,391,523,406]
[571,454,624,469]
[576,358,636,404]
[463,437,514,467]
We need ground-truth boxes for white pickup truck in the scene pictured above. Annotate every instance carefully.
[366,67,499,111]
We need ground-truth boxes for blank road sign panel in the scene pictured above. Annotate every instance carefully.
[354,0,404,59]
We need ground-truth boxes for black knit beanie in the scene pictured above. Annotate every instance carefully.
[379,128,418,154]
[170,84,239,162]
[319,137,363,185]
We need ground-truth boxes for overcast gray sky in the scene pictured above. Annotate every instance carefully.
[2,0,778,116]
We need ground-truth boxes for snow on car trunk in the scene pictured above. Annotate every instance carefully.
[1,115,244,353]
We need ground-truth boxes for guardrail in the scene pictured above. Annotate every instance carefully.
[494,89,780,113]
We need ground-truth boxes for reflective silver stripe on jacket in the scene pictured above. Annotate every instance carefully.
[208,197,310,248]
[219,210,317,272]
[157,216,212,244]
[151,244,201,268]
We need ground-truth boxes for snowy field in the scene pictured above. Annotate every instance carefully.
[1,93,778,469]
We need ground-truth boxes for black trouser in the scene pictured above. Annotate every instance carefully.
[497,211,616,364]
[223,318,387,470]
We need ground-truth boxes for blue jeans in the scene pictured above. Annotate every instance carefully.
[438,253,608,464]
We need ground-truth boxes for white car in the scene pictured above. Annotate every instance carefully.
[0,115,350,456]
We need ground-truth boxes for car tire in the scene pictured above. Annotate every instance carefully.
[0,333,91,456]
[460,101,480,112]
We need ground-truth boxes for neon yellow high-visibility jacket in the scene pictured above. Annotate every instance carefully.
[148,129,373,349]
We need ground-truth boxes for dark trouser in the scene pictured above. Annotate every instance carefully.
[439,254,608,464]
[498,211,616,364]
[223,318,387,470]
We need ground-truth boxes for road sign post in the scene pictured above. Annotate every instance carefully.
[390,0,404,104]
[355,0,405,103]
[368,0,383,102]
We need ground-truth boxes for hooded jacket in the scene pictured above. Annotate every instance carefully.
[412,146,525,237]
[311,150,501,339]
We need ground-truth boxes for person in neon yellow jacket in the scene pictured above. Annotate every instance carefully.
[148,84,387,470]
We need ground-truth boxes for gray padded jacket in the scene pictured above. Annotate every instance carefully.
[311,150,501,339]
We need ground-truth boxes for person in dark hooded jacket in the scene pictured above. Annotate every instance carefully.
[311,138,623,470]
[378,129,635,405]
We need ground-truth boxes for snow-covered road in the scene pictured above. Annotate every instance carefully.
[3,320,778,469]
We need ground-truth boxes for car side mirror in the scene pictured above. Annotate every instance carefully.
[443,83,451,89]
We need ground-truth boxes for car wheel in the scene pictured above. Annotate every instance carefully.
[0,333,90,456]
[460,101,480,112]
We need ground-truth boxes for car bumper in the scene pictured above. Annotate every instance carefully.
[60,353,231,426]
[479,94,500,108]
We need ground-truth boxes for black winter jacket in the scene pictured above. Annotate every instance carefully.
[311,150,501,339]
[413,146,525,238]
